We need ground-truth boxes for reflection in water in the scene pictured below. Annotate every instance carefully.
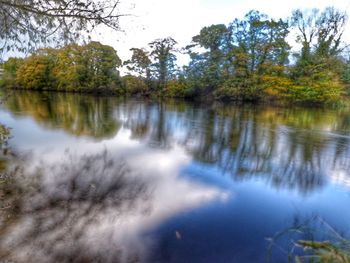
[2,91,350,193]
[0,124,11,171]
[1,92,350,262]
[0,147,227,263]
[114,101,350,194]
[3,91,121,139]
[0,151,149,262]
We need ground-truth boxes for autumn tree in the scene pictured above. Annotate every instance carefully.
[4,42,122,92]
[16,49,58,90]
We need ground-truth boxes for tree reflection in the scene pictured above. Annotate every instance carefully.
[0,124,11,172]
[118,102,350,194]
[3,91,121,139]
[3,91,350,194]
[0,151,151,263]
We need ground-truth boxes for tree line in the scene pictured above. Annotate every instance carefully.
[1,7,350,104]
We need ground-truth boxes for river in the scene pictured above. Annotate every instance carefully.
[0,91,350,262]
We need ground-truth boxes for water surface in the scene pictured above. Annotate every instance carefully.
[0,91,350,262]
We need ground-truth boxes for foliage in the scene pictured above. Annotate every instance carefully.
[0,0,123,56]
[124,48,152,90]
[268,216,350,263]
[124,48,152,78]
[0,57,23,88]
[288,7,348,104]
[188,24,229,92]
[148,37,178,91]
[122,75,148,95]
[296,240,350,263]
[3,42,122,93]
[16,51,57,90]
[164,78,191,98]
[184,10,291,101]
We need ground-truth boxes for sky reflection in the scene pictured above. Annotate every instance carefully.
[0,113,228,262]
[1,92,350,262]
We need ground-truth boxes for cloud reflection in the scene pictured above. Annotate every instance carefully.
[0,133,228,263]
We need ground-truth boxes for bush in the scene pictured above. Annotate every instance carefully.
[164,80,191,98]
[215,76,263,101]
[122,75,148,95]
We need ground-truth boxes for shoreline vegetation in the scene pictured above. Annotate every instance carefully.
[0,7,350,107]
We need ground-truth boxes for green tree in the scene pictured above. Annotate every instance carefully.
[0,57,23,87]
[217,11,290,101]
[124,48,152,90]
[124,48,151,78]
[149,37,177,92]
[82,41,122,91]
[289,7,347,103]
[291,7,346,65]
[187,24,229,94]
[52,44,86,91]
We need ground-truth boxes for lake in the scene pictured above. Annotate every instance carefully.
[0,91,350,262]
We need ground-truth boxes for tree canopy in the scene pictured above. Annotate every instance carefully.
[2,42,122,92]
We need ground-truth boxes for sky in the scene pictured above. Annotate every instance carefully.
[92,0,350,69]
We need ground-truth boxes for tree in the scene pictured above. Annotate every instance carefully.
[16,50,57,90]
[0,57,23,87]
[189,24,229,92]
[228,10,290,78]
[288,7,347,103]
[124,48,152,90]
[124,48,151,78]
[52,44,86,91]
[291,7,347,77]
[5,42,122,92]
[291,7,347,64]
[149,37,177,91]
[0,0,123,56]
[82,41,122,90]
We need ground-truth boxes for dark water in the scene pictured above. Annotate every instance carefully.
[0,91,350,263]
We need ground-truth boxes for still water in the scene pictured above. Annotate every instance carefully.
[0,91,350,262]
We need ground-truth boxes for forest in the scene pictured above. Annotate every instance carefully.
[1,7,350,105]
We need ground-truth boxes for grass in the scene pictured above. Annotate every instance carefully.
[295,240,350,263]
[267,216,350,263]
